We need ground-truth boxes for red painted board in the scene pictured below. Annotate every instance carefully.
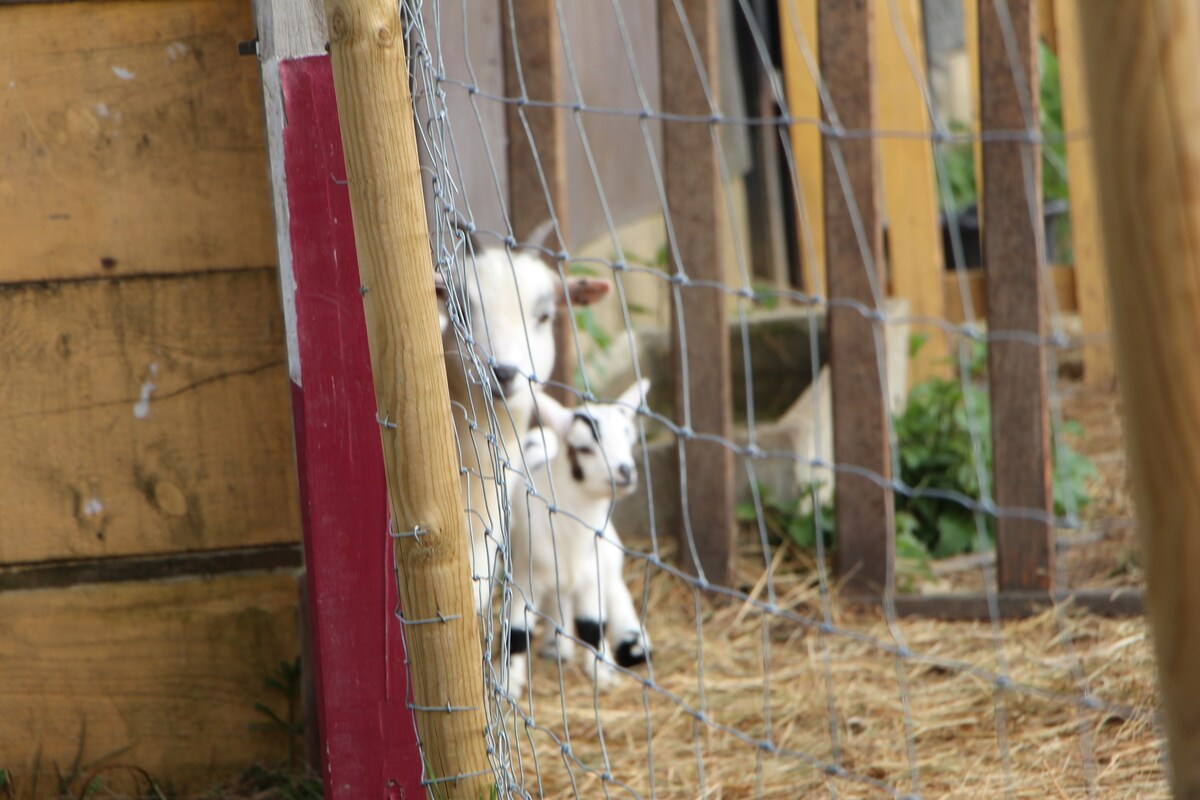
[280,55,424,799]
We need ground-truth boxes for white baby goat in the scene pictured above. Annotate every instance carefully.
[435,220,610,615]
[503,380,653,699]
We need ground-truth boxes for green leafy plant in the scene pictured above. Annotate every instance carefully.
[737,484,933,591]
[736,339,1097,574]
[251,658,306,772]
[736,483,835,552]
[936,41,1072,226]
[234,657,321,800]
[894,339,1095,557]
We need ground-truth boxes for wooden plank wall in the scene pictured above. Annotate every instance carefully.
[0,0,302,795]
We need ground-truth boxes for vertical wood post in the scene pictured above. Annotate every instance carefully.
[779,0,826,297]
[251,2,426,796]
[1053,0,1114,386]
[875,0,948,384]
[1075,2,1200,793]
[978,0,1054,592]
[659,0,736,587]
[819,0,894,595]
[322,0,492,795]
[503,0,574,404]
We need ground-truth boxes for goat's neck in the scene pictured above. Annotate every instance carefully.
[444,355,532,457]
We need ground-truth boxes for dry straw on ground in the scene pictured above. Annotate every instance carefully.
[499,379,1166,799]
[502,549,1164,799]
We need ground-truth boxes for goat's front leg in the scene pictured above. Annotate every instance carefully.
[600,528,650,669]
[573,565,615,690]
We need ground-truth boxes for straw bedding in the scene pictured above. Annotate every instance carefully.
[499,381,1166,798]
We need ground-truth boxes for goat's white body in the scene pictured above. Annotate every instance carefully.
[440,246,562,615]
[503,394,651,699]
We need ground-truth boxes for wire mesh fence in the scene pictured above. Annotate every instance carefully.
[397,0,1166,796]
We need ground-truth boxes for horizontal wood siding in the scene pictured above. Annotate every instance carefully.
[0,573,300,798]
[0,271,299,564]
[0,0,274,282]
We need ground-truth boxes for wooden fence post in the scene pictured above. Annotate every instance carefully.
[659,0,736,587]
[321,0,492,795]
[503,0,574,404]
[819,0,894,595]
[1075,2,1200,793]
[978,0,1055,593]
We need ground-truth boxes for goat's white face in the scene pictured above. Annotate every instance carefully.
[562,380,649,499]
[438,239,609,403]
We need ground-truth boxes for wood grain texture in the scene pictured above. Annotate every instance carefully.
[322,0,491,793]
[779,0,825,297]
[819,0,894,595]
[1053,0,1114,386]
[660,0,736,588]
[978,0,1054,592]
[0,0,275,283]
[875,0,948,384]
[503,0,574,405]
[1076,2,1200,793]
[0,271,299,565]
[0,572,299,799]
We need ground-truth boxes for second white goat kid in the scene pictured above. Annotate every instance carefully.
[504,380,652,699]
[435,220,611,615]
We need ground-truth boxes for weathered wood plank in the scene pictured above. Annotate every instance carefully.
[0,0,275,283]
[851,588,1143,620]
[1053,0,1114,386]
[778,0,825,297]
[660,0,736,588]
[252,0,327,387]
[876,0,948,384]
[0,572,300,799]
[503,0,575,404]
[0,270,299,565]
[978,0,1054,592]
[819,0,894,595]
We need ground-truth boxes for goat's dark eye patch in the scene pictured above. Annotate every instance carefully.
[573,411,601,443]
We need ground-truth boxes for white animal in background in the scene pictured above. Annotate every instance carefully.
[503,380,653,699]
[435,219,611,615]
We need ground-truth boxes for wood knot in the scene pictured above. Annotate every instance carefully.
[154,481,189,517]
[328,8,350,44]
[376,24,395,48]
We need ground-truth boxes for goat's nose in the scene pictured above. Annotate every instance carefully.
[617,464,635,484]
[492,364,519,388]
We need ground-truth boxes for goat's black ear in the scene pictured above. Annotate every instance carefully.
[450,214,485,254]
